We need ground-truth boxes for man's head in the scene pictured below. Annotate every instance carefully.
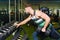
[24,3,31,7]
[24,3,32,13]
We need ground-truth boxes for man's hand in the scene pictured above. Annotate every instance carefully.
[16,24,20,28]
[13,22,20,28]
[41,27,46,32]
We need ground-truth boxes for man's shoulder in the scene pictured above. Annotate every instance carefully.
[35,10,42,12]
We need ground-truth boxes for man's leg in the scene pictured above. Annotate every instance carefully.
[32,27,41,40]
[32,31,38,40]
[50,27,60,40]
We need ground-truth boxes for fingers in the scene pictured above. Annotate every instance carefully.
[41,29,45,32]
[13,22,18,26]
[16,24,20,28]
[41,28,46,32]
[13,22,20,28]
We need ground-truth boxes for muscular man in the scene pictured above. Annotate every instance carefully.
[16,3,60,40]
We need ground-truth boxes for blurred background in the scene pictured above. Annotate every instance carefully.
[0,0,60,40]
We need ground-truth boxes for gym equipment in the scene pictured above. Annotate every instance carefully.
[0,21,28,40]
[0,21,18,40]
[11,27,28,40]
[39,7,50,16]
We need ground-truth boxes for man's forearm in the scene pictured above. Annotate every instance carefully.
[43,18,50,29]
[18,15,31,26]
[18,18,31,25]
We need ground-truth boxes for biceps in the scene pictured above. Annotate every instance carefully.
[41,13,50,20]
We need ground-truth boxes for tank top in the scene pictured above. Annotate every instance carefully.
[31,10,52,30]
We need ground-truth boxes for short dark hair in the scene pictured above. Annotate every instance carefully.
[24,3,31,7]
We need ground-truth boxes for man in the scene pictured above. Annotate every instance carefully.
[16,3,60,40]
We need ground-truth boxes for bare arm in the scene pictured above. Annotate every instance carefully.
[17,15,32,26]
[38,11,50,29]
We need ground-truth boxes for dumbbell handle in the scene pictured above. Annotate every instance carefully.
[13,22,18,27]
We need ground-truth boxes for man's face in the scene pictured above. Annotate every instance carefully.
[25,7,29,14]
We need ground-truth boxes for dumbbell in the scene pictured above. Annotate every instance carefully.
[11,21,19,35]
[0,32,4,39]
[45,29,51,36]
[2,26,16,35]
[4,21,18,35]
[0,27,14,39]
[0,26,11,39]
[13,21,18,26]
[0,30,7,39]
[1,27,9,31]
[17,35,23,40]
[0,22,17,36]
[0,21,18,39]
[2,21,18,31]
[0,21,16,39]
[1,27,11,35]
